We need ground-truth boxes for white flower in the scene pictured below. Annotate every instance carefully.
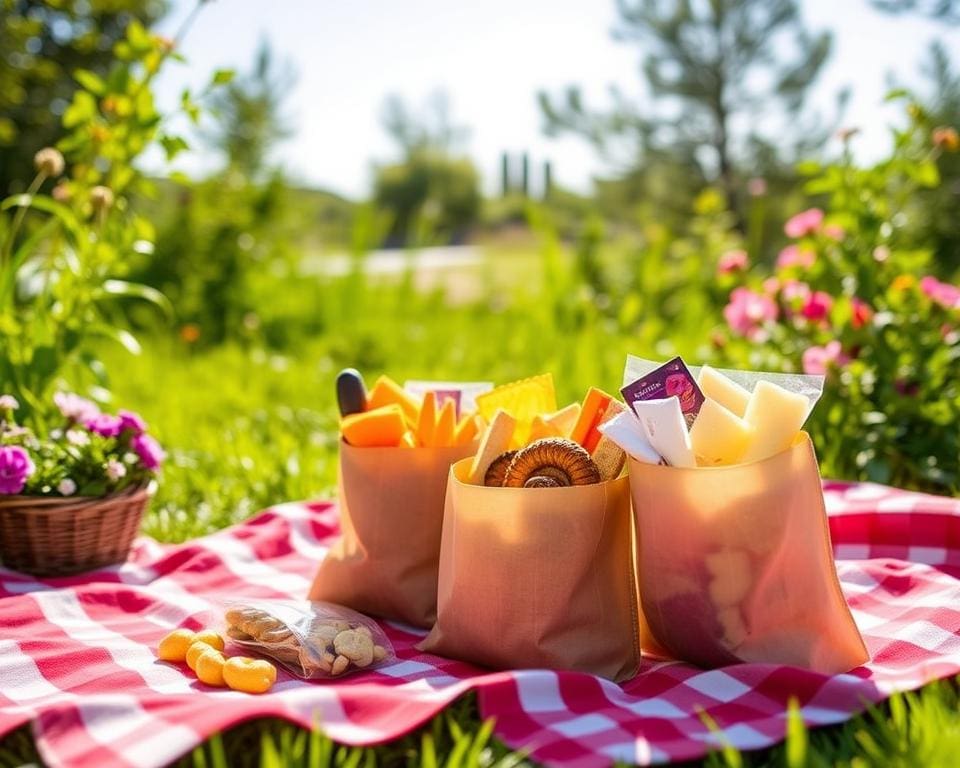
[106,459,127,482]
[58,478,77,496]
[66,429,90,447]
[0,395,19,411]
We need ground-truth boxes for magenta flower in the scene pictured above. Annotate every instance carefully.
[776,245,816,270]
[132,433,165,471]
[801,291,834,323]
[54,392,100,423]
[784,208,824,238]
[86,414,123,438]
[781,280,811,306]
[802,341,849,376]
[723,287,778,341]
[920,276,960,310]
[118,410,147,435]
[717,249,748,274]
[0,446,35,495]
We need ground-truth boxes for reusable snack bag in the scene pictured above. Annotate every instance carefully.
[419,457,641,682]
[628,432,869,673]
[309,439,475,628]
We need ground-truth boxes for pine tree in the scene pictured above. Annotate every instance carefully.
[540,0,834,222]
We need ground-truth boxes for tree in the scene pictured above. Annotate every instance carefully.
[372,92,480,246]
[540,0,835,223]
[871,0,960,23]
[204,39,295,180]
[0,0,166,195]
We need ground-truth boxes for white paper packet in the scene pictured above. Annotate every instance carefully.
[630,397,697,468]
[623,356,825,421]
[598,410,663,465]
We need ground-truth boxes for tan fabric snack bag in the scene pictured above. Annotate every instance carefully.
[419,457,641,682]
[309,440,475,628]
[628,432,868,674]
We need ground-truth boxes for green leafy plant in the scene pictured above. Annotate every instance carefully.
[0,7,229,424]
[717,97,960,492]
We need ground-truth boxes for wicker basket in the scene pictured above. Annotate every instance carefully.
[0,484,152,577]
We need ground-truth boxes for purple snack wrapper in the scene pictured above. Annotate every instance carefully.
[620,356,705,429]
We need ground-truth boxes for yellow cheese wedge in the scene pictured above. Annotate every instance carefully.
[341,405,407,448]
[741,380,809,463]
[697,365,751,418]
[366,376,420,426]
[689,398,754,466]
[467,410,517,485]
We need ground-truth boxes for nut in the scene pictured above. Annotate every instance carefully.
[333,629,374,667]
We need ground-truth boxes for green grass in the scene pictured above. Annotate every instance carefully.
[3,241,959,766]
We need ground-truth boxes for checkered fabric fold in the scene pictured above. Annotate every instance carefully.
[1,480,958,768]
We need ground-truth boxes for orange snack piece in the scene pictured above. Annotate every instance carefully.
[570,389,624,454]
[400,430,417,448]
[529,403,582,442]
[454,414,480,446]
[194,648,227,687]
[416,392,437,448]
[223,656,277,694]
[341,404,406,447]
[433,399,457,448]
[366,376,420,425]
[192,629,224,652]
[185,640,218,671]
[157,629,196,662]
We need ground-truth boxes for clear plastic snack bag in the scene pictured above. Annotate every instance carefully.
[223,599,395,679]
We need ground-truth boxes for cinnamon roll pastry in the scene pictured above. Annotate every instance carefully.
[502,438,601,488]
[483,450,517,487]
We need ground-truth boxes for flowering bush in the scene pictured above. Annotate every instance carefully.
[0,393,163,498]
[716,100,960,493]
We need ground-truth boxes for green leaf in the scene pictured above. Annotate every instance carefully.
[1,217,60,308]
[160,135,189,161]
[63,91,97,128]
[126,20,152,53]
[98,279,174,319]
[212,69,235,86]
[1,194,82,243]
[913,160,940,188]
[884,88,910,102]
[89,324,142,355]
[74,69,106,96]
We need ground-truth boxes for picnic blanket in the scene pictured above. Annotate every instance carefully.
[1,481,959,768]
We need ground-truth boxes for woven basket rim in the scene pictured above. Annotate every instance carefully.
[0,481,154,511]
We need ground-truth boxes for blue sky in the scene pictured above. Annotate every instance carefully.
[154,0,960,198]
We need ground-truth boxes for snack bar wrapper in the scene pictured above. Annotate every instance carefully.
[621,358,867,673]
[309,439,476,628]
[419,457,641,682]
[223,599,395,679]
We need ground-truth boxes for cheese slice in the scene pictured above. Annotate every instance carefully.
[467,410,517,484]
[689,398,754,466]
[697,365,751,418]
[741,380,809,463]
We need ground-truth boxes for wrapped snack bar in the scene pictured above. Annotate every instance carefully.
[419,378,641,681]
[614,357,868,674]
[309,371,483,628]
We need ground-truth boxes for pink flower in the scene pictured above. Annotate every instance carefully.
[802,341,849,376]
[86,414,123,438]
[132,434,165,471]
[920,276,960,310]
[747,178,767,197]
[0,446,34,495]
[54,392,100,423]
[723,287,778,341]
[784,208,824,238]
[873,246,890,263]
[851,297,874,329]
[0,395,18,412]
[781,280,812,305]
[118,410,147,435]
[776,245,816,270]
[762,277,781,295]
[823,224,845,242]
[718,249,748,274]
[801,291,834,323]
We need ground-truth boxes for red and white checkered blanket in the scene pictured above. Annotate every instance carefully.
[1,481,958,768]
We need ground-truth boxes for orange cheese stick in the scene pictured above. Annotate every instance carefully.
[570,389,624,454]
[416,391,437,448]
[367,376,420,426]
[433,399,457,448]
[341,405,406,447]
[454,413,480,446]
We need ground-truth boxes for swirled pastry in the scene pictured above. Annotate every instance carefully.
[502,438,601,488]
[483,450,517,487]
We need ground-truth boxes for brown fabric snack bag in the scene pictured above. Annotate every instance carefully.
[419,458,641,682]
[309,440,475,628]
[629,432,868,673]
